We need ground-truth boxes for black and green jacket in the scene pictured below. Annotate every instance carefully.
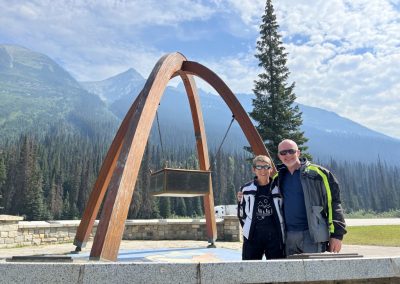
[276,158,347,242]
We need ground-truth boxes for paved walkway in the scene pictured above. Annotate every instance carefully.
[1,219,399,262]
[1,240,400,262]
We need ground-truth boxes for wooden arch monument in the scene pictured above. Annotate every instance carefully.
[74,53,272,261]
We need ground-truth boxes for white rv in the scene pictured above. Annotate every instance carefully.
[214,204,238,218]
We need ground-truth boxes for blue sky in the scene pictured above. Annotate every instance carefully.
[1,0,400,139]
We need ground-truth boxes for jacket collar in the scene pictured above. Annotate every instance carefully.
[253,176,273,187]
[276,157,310,174]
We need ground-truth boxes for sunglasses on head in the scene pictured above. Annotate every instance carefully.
[254,165,271,170]
[279,149,297,156]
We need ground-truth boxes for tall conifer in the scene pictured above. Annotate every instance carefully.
[250,0,309,162]
[0,153,5,212]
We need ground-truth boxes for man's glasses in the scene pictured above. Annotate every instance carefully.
[279,149,297,156]
[254,165,271,170]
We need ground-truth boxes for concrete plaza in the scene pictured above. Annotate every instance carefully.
[1,240,400,262]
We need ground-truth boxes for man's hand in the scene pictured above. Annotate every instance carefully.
[237,191,243,202]
[328,238,342,253]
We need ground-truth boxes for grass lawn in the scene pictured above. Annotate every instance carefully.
[345,225,400,246]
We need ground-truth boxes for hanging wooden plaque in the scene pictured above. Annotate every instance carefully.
[150,168,211,197]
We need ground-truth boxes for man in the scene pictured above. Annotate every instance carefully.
[237,155,285,260]
[277,139,346,255]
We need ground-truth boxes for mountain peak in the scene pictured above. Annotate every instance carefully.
[0,44,79,89]
[80,68,146,104]
[0,45,117,141]
[104,67,144,84]
[126,67,144,78]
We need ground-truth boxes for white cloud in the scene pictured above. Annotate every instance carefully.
[197,52,258,94]
[225,0,264,27]
[0,0,216,81]
[269,0,400,139]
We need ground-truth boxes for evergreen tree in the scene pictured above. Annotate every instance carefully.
[11,135,46,220]
[61,191,72,219]
[138,143,157,218]
[48,173,63,219]
[175,197,187,216]
[0,153,5,189]
[0,152,5,212]
[2,146,18,212]
[159,197,172,218]
[249,0,309,162]
[127,182,142,219]
[213,151,223,205]
[225,156,236,204]
[24,169,45,220]
[191,197,203,217]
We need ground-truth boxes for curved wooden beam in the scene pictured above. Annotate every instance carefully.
[181,61,275,171]
[178,71,216,243]
[89,53,189,260]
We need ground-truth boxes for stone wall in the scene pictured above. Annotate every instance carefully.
[0,215,23,247]
[2,256,399,284]
[0,215,241,248]
[223,215,243,242]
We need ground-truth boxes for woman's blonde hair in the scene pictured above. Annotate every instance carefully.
[252,155,271,167]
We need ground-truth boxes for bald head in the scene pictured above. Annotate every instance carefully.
[278,139,301,172]
[278,139,298,151]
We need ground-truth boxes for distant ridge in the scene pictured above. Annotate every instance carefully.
[1,44,398,165]
[0,44,118,141]
[81,68,400,165]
